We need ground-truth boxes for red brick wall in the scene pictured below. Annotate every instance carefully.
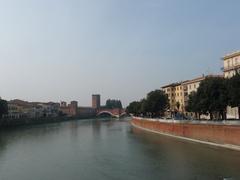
[132,118,240,146]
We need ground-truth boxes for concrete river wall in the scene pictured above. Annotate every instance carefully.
[131,117,240,151]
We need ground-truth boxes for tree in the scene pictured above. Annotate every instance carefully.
[227,72,240,119]
[186,91,201,119]
[195,77,228,120]
[105,99,123,109]
[0,99,8,119]
[126,101,142,116]
[127,90,169,117]
[143,90,169,117]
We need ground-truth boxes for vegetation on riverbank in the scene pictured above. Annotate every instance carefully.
[186,74,240,120]
[0,99,8,119]
[127,73,240,120]
[126,90,168,118]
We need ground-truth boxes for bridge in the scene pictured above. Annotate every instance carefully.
[97,108,126,118]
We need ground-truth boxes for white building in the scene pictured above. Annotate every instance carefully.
[222,51,240,119]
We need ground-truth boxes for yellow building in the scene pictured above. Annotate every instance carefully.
[162,75,222,117]
[222,51,240,119]
[174,83,185,112]
[162,82,185,113]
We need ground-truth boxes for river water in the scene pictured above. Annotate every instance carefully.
[0,118,240,180]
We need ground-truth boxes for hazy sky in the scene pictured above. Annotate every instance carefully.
[0,0,240,107]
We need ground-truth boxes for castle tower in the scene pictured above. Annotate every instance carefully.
[92,94,101,109]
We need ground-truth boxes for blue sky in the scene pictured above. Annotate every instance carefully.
[0,0,239,106]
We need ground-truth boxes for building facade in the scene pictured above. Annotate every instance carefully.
[5,100,60,119]
[162,82,187,113]
[162,83,177,112]
[222,51,240,119]
[162,75,222,118]
[59,100,96,117]
[222,51,240,78]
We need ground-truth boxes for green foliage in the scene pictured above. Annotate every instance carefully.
[186,77,228,120]
[127,90,169,117]
[227,73,240,119]
[144,90,169,116]
[126,101,142,115]
[105,99,122,109]
[186,91,199,113]
[228,73,240,108]
[0,99,8,119]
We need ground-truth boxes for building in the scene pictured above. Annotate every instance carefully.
[162,82,181,112]
[162,75,222,117]
[222,51,240,119]
[183,76,205,96]
[174,83,186,112]
[92,94,101,109]
[59,100,96,117]
[222,51,240,78]
[5,99,60,119]
[60,101,78,117]
[162,82,187,113]
[60,101,67,107]
[69,101,78,116]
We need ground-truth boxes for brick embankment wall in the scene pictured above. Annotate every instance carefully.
[131,118,240,147]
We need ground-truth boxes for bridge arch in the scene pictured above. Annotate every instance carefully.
[119,112,127,117]
[97,111,117,117]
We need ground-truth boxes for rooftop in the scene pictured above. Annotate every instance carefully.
[161,82,181,89]
[222,50,240,60]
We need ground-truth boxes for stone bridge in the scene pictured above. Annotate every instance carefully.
[97,108,126,118]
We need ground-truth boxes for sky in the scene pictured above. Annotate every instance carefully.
[0,0,240,107]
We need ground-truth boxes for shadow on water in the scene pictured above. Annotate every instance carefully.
[130,127,240,180]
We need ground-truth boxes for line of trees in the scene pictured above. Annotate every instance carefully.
[127,73,240,120]
[186,74,240,120]
[105,99,123,109]
[126,90,169,117]
[0,99,8,119]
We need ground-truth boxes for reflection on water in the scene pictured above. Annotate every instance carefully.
[0,118,240,180]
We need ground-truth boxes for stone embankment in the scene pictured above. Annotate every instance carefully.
[131,117,240,151]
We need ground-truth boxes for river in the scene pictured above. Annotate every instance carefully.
[0,118,240,180]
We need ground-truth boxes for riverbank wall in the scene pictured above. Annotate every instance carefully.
[131,117,240,150]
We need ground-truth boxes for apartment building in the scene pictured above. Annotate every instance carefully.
[162,82,183,112]
[222,51,240,119]
[223,51,240,78]
[162,75,222,116]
